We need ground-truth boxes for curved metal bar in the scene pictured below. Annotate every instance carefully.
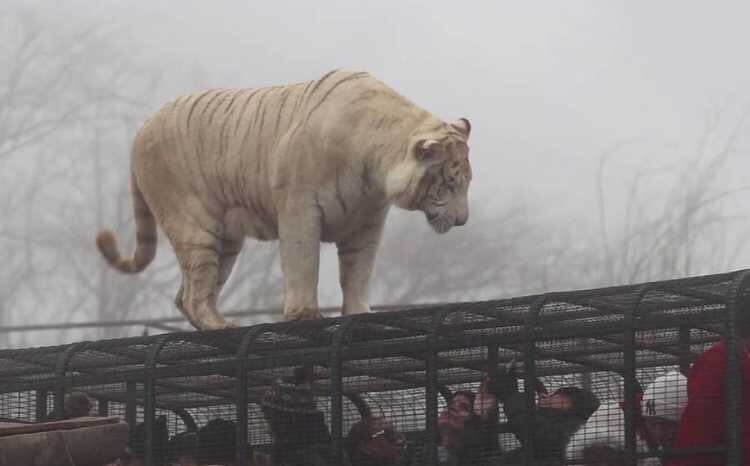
[173,407,198,433]
[142,334,173,466]
[521,293,550,466]
[330,315,359,466]
[424,306,461,466]
[678,325,692,376]
[624,283,652,466]
[345,392,372,420]
[235,324,275,466]
[53,342,89,420]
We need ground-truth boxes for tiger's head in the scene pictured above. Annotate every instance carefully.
[392,118,472,234]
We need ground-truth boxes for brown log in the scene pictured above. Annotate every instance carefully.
[0,421,128,466]
[0,416,120,437]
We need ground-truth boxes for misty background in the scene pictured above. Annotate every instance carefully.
[2,1,749,348]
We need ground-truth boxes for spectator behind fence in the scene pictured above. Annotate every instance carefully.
[261,367,336,466]
[196,418,237,466]
[347,415,410,466]
[167,431,198,466]
[565,371,688,466]
[494,360,600,465]
[46,391,93,420]
[128,415,169,466]
[64,391,93,418]
[437,376,502,465]
[640,371,688,451]
[666,294,750,466]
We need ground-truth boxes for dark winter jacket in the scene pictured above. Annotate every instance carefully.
[261,373,339,466]
[500,392,586,464]
[488,362,590,466]
[438,412,503,465]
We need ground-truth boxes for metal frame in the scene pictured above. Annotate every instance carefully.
[0,269,747,465]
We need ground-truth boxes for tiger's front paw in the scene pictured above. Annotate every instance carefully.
[283,306,323,321]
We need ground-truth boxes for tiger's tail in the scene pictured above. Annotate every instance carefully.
[96,172,157,274]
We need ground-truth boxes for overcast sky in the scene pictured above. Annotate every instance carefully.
[3,1,750,344]
[19,0,750,211]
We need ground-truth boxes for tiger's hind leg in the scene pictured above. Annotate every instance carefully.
[174,237,243,312]
[216,237,244,297]
[173,236,243,330]
[165,224,233,330]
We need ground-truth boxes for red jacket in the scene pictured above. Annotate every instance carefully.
[666,341,750,466]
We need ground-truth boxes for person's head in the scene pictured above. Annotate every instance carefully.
[641,371,688,448]
[538,386,600,421]
[347,416,407,465]
[438,391,475,449]
[64,391,93,418]
[260,376,329,447]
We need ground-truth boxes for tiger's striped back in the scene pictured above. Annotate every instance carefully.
[96,69,471,329]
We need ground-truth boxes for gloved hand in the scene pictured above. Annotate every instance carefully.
[486,358,519,402]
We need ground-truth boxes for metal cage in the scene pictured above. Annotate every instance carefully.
[1,269,747,465]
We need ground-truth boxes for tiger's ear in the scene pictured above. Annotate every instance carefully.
[415,139,442,163]
[451,118,471,137]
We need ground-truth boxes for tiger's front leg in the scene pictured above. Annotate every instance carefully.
[337,212,387,316]
[278,201,323,321]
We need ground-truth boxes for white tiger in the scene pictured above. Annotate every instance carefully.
[96,69,473,330]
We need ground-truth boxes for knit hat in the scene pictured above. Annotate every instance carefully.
[261,375,332,462]
[641,371,688,422]
[261,378,319,415]
[555,386,600,421]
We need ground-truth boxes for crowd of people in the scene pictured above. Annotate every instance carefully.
[563,311,750,466]
[49,324,748,466]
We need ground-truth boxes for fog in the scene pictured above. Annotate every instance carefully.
[2,1,749,347]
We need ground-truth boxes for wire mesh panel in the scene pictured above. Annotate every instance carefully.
[0,390,45,423]
[338,311,437,466]
[0,269,747,466]
[146,328,246,466]
[236,319,341,466]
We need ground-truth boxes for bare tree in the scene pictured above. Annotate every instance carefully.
[0,10,100,346]
[369,107,750,307]
[596,107,750,285]
[0,9,169,343]
[369,201,590,305]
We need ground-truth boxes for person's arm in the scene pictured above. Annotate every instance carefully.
[503,392,577,458]
[666,346,726,466]
[460,379,502,459]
